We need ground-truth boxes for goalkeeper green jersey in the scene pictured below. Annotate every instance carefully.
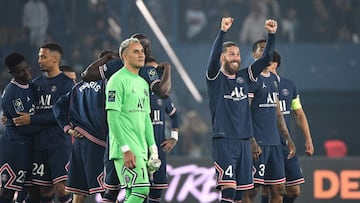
[106,67,155,160]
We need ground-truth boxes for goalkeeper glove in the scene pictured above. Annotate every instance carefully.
[147,145,161,175]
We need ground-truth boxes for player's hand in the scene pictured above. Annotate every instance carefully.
[157,62,171,72]
[264,19,277,34]
[124,150,136,169]
[13,112,31,126]
[251,140,262,161]
[287,139,296,159]
[161,138,177,152]
[147,155,161,175]
[67,129,84,139]
[221,17,234,32]
[1,115,7,124]
[305,140,314,156]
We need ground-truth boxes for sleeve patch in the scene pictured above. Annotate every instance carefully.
[13,98,24,112]
[147,69,159,81]
[108,90,116,102]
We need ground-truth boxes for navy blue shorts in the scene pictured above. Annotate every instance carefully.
[282,145,304,186]
[32,146,71,186]
[212,138,254,190]
[0,133,32,191]
[65,138,105,195]
[151,142,168,189]
[253,145,286,185]
[103,139,121,191]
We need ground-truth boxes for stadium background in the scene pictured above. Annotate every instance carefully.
[0,0,359,202]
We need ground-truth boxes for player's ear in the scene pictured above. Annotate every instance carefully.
[220,53,225,63]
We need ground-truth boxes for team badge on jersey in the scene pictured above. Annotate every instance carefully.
[13,98,24,112]
[236,77,244,84]
[281,88,289,96]
[108,90,116,102]
[147,69,159,81]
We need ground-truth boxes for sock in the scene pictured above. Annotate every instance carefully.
[58,194,72,203]
[40,196,54,203]
[234,190,242,203]
[148,188,162,203]
[261,195,269,203]
[0,196,12,203]
[102,190,119,203]
[283,195,296,203]
[221,188,235,203]
[25,195,39,203]
[16,190,28,203]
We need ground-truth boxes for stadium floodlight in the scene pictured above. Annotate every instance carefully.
[136,0,203,103]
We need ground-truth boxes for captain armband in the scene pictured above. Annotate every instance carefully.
[291,97,302,110]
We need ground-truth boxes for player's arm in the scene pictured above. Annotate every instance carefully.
[249,19,277,79]
[13,110,57,126]
[292,98,314,156]
[161,97,179,152]
[52,92,72,134]
[152,62,171,98]
[206,17,233,78]
[107,109,136,168]
[276,101,296,159]
[106,80,137,169]
[81,52,119,82]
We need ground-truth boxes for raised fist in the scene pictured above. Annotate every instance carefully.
[264,19,278,34]
[221,17,234,32]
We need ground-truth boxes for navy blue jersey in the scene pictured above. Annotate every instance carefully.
[150,92,177,141]
[248,72,280,145]
[1,80,44,137]
[101,59,160,89]
[31,73,74,150]
[206,30,275,139]
[53,80,107,146]
[277,77,299,145]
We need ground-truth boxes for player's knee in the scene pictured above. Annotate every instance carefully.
[261,185,270,196]
[53,182,67,196]
[285,185,301,198]
[270,184,285,197]
[131,186,150,199]
[246,185,260,199]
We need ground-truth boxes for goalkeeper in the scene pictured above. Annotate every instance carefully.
[106,37,160,203]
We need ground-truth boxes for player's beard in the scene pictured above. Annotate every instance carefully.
[223,59,240,75]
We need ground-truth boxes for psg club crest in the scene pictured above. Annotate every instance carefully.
[281,88,289,96]
[236,77,244,84]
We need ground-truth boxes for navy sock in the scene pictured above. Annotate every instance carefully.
[0,196,12,203]
[261,195,269,203]
[58,194,72,203]
[234,190,243,203]
[40,196,54,203]
[221,188,235,203]
[283,195,296,203]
